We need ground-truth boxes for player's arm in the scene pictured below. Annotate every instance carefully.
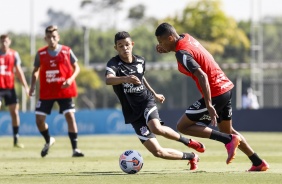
[14,52,29,95]
[29,66,39,97]
[176,50,218,126]
[105,73,141,85]
[29,53,40,96]
[62,50,80,88]
[143,77,165,103]
[105,64,141,85]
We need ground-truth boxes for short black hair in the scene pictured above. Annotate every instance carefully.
[155,22,175,37]
[45,25,58,34]
[0,34,9,40]
[114,31,131,44]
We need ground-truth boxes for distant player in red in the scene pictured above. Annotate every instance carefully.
[155,22,269,171]
[0,34,29,148]
[29,25,84,157]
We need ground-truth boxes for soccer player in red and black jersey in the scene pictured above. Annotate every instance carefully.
[105,31,204,170]
[0,34,29,148]
[29,25,84,158]
[155,22,269,171]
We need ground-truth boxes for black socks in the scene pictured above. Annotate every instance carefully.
[178,134,190,145]
[13,126,19,144]
[209,130,232,144]
[182,152,195,160]
[249,153,263,166]
[40,129,51,143]
[68,132,78,150]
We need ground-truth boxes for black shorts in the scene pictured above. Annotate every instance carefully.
[130,105,162,143]
[185,90,232,126]
[35,98,75,115]
[0,88,18,106]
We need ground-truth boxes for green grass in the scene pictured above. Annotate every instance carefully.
[0,132,281,184]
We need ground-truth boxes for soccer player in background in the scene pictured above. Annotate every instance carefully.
[29,25,84,157]
[154,22,269,171]
[0,34,29,148]
[106,31,208,171]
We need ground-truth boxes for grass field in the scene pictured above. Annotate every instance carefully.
[0,132,281,184]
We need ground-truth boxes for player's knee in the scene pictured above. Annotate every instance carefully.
[150,149,164,158]
[150,125,163,135]
[176,123,185,133]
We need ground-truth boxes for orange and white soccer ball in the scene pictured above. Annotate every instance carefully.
[119,150,143,174]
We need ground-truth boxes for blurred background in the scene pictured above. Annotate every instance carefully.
[1,0,282,134]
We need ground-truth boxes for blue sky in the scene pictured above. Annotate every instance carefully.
[1,0,281,34]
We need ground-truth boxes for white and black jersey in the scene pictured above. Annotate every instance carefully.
[105,55,155,124]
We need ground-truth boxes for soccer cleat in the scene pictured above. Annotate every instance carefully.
[14,143,25,148]
[248,160,269,172]
[41,137,55,157]
[188,153,199,170]
[225,134,241,164]
[72,149,84,157]
[187,139,206,153]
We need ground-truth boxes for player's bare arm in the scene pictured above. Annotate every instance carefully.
[15,64,29,95]
[193,68,218,126]
[106,74,141,85]
[143,77,165,103]
[29,67,39,96]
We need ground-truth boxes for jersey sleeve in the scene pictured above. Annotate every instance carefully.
[14,51,21,66]
[105,58,118,76]
[69,49,78,64]
[175,50,200,74]
[34,52,40,67]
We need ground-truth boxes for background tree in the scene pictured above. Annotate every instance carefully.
[41,9,78,30]
[163,0,250,63]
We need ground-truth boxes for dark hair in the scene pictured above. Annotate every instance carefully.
[0,34,9,40]
[114,31,131,44]
[45,25,58,34]
[155,22,175,36]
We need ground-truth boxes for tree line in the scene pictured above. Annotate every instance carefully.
[5,0,282,110]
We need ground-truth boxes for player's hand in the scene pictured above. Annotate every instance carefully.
[62,78,73,88]
[207,105,218,127]
[156,44,169,53]
[155,93,165,103]
[125,75,141,85]
[29,86,35,97]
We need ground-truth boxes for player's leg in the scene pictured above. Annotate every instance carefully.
[8,103,24,148]
[59,98,84,157]
[35,99,56,157]
[132,120,199,170]
[143,138,199,170]
[146,105,205,153]
[176,96,241,164]
[218,120,269,171]
[6,89,23,148]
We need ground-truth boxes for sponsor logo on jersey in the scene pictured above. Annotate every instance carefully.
[0,65,11,76]
[123,83,144,93]
[45,70,65,83]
